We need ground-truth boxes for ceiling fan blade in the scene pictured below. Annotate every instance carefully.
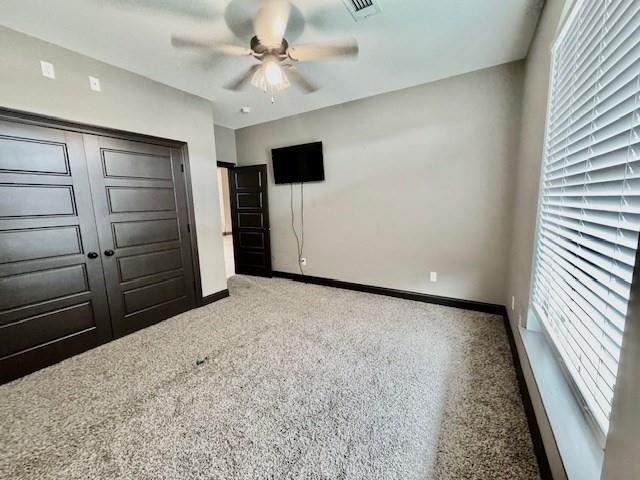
[225,65,261,91]
[254,0,291,48]
[171,35,252,56]
[285,68,318,93]
[226,0,305,43]
[287,41,359,62]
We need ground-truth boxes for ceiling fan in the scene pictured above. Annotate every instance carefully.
[171,0,359,99]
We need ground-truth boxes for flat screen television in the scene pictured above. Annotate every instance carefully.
[272,141,324,184]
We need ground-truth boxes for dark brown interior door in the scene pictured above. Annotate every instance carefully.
[83,135,196,338]
[0,121,112,383]
[229,164,272,277]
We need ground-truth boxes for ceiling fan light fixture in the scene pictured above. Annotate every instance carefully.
[251,61,290,93]
[265,61,284,86]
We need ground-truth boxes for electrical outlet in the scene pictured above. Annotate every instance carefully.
[511,296,515,311]
[40,61,55,79]
[299,257,307,266]
[89,76,101,92]
[430,271,437,282]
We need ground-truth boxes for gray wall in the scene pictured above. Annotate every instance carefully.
[505,0,640,478]
[236,63,523,305]
[0,27,226,296]
[505,3,564,327]
[217,167,232,234]
[503,1,569,478]
[214,124,237,165]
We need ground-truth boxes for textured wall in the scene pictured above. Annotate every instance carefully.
[214,125,237,165]
[503,0,569,478]
[236,63,523,305]
[0,26,226,296]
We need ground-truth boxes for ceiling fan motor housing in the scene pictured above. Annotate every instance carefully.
[250,35,289,60]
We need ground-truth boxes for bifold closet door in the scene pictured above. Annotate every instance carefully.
[83,135,196,338]
[0,121,112,383]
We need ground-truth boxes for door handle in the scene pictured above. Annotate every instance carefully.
[104,249,115,257]
[87,252,99,259]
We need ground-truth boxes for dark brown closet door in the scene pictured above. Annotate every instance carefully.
[229,164,272,277]
[0,121,112,383]
[83,135,196,338]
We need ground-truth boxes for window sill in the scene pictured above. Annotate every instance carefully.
[519,327,603,480]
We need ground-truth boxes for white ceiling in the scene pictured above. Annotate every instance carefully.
[0,0,543,128]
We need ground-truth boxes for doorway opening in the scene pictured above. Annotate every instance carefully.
[217,162,235,278]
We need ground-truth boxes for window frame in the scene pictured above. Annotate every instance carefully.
[526,0,636,447]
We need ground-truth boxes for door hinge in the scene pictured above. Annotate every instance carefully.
[187,223,190,233]
[180,164,184,173]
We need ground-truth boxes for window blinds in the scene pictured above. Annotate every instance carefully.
[531,0,640,435]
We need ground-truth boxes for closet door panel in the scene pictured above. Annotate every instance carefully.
[83,135,196,338]
[0,121,112,383]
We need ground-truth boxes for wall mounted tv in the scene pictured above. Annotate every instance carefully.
[272,141,325,184]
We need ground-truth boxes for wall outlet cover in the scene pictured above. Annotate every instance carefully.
[40,61,55,79]
[430,271,437,282]
[89,76,101,92]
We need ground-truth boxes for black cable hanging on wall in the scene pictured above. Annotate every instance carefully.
[290,182,305,275]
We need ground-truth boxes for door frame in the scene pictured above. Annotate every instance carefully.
[217,160,235,237]
[0,107,207,306]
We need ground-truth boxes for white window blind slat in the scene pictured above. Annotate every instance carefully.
[534,253,626,348]
[554,0,606,82]
[549,89,638,155]
[532,287,617,406]
[542,226,637,283]
[545,125,640,176]
[542,194,640,215]
[534,261,625,351]
[537,236,631,314]
[546,156,640,186]
[553,4,640,109]
[553,5,607,92]
[533,261,621,377]
[546,170,640,193]
[539,220,638,271]
[539,224,636,288]
[531,293,618,416]
[542,203,640,232]
[550,30,640,129]
[550,66,640,147]
[531,0,638,435]
[536,235,631,313]
[541,211,639,252]
[552,0,640,111]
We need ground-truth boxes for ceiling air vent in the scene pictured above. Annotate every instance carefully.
[342,0,382,22]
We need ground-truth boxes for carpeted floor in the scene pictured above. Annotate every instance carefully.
[0,275,539,480]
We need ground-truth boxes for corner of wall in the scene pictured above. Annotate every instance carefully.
[214,124,238,165]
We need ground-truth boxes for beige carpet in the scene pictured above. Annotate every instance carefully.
[0,275,539,479]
